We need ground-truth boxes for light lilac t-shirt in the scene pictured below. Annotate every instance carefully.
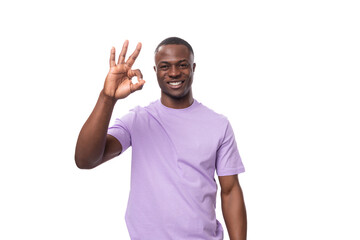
[107,99,245,240]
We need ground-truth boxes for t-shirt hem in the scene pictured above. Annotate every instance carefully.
[216,167,245,176]
[106,131,129,154]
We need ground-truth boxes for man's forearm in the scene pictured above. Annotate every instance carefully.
[221,184,247,240]
[74,90,117,168]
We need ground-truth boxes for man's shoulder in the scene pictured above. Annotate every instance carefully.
[127,99,159,113]
[197,100,229,123]
[119,100,159,123]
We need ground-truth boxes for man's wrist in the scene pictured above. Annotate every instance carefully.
[100,89,118,106]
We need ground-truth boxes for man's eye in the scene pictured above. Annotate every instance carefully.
[179,64,188,68]
[160,66,169,70]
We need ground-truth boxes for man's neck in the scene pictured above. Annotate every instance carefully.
[160,92,194,109]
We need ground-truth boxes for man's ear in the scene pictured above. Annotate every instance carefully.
[193,63,196,72]
[153,66,156,72]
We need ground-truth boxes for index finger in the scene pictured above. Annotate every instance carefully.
[125,42,142,68]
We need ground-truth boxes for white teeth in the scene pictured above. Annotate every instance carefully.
[169,81,182,86]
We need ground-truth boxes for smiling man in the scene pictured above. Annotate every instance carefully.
[75,37,247,240]
[154,41,195,107]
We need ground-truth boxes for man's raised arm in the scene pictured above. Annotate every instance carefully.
[74,40,145,169]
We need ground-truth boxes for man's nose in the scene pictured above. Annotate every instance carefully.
[168,66,181,78]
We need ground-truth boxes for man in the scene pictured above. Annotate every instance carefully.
[75,37,247,240]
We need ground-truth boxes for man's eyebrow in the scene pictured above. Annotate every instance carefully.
[158,59,188,65]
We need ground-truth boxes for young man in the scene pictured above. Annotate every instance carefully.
[75,37,247,240]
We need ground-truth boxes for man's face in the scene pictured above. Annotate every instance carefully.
[154,44,196,100]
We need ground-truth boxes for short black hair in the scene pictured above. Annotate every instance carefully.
[154,37,194,56]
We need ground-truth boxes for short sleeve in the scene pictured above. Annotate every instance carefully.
[215,120,245,176]
[107,110,136,154]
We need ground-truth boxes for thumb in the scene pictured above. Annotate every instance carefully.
[130,79,146,93]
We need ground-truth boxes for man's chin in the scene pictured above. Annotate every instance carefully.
[162,90,190,100]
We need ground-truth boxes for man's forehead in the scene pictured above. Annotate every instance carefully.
[155,44,193,62]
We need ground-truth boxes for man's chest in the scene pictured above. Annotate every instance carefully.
[132,115,223,168]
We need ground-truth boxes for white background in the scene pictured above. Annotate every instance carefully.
[1,0,359,239]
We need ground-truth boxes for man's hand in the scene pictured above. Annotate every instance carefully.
[75,40,145,169]
[103,40,146,100]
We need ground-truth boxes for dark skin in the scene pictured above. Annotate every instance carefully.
[74,40,144,169]
[154,44,195,109]
[75,41,247,240]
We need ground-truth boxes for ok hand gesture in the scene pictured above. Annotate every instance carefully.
[103,40,146,100]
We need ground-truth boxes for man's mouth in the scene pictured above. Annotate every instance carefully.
[167,81,184,88]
